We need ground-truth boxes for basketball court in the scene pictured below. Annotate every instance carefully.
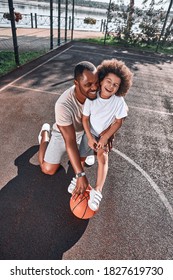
[0,41,173,260]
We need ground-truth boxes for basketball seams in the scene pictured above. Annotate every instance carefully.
[71,195,88,211]
[82,193,90,219]
[71,195,88,218]
[70,191,95,219]
[82,201,89,219]
[72,197,86,211]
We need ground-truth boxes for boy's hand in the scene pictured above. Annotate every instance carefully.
[99,128,115,152]
[88,137,98,152]
[97,135,108,150]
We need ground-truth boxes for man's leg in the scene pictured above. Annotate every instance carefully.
[38,126,62,175]
[80,157,86,168]
[38,130,60,175]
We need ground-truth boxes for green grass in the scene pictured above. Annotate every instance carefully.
[77,37,173,55]
[0,50,46,77]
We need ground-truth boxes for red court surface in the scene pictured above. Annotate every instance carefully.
[0,41,173,260]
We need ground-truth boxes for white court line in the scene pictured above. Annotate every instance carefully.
[128,105,173,116]
[10,85,62,95]
[112,148,173,221]
[0,45,73,93]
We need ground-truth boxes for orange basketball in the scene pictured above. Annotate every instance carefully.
[70,190,96,219]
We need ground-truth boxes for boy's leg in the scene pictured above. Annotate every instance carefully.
[87,148,107,211]
[95,148,109,192]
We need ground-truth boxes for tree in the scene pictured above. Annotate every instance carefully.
[138,0,165,45]
[125,0,135,39]
[107,0,172,47]
[156,0,173,50]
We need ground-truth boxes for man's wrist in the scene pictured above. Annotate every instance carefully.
[76,172,86,178]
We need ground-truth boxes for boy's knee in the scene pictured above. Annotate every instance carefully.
[98,151,108,165]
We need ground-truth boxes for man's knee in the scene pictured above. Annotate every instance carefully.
[40,162,60,175]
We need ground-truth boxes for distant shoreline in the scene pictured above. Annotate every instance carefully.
[2,1,107,16]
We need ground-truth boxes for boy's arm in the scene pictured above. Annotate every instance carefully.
[98,118,124,150]
[57,123,88,198]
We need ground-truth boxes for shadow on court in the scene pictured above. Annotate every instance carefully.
[0,145,89,260]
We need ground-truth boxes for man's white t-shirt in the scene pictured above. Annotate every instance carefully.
[53,85,84,138]
[83,92,128,137]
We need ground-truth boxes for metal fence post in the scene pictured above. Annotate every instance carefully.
[50,0,53,49]
[8,0,20,66]
[57,0,61,46]
[65,0,68,42]
[71,0,75,40]
[35,13,37,28]
[100,19,103,32]
[31,13,34,28]
[69,16,71,30]
[103,20,106,32]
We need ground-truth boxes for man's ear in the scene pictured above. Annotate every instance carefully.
[74,79,78,86]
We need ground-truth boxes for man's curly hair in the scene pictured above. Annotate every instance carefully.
[97,59,133,96]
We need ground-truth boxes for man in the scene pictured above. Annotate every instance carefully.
[38,61,98,197]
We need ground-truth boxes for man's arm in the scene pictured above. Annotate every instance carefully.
[82,115,98,151]
[57,124,88,198]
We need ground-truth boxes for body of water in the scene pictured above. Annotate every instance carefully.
[1,1,108,30]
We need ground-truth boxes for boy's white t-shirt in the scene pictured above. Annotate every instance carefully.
[83,92,128,137]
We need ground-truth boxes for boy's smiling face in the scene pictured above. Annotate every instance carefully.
[100,73,121,99]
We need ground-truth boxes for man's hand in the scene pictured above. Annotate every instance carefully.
[58,124,90,199]
[107,134,114,152]
[72,176,89,201]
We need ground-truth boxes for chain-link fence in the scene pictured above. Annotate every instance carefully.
[1,0,173,63]
[0,12,105,50]
[0,0,106,68]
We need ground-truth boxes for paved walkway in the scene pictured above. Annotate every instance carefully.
[0,27,103,51]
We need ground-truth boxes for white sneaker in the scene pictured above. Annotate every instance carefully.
[68,178,93,194]
[88,189,102,211]
[38,123,50,144]
[85,155,95,166]
[68,177,77,194]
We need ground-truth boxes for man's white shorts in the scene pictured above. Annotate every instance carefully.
[44,129,93,164]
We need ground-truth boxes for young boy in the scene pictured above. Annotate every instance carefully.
[69,59,133,211]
